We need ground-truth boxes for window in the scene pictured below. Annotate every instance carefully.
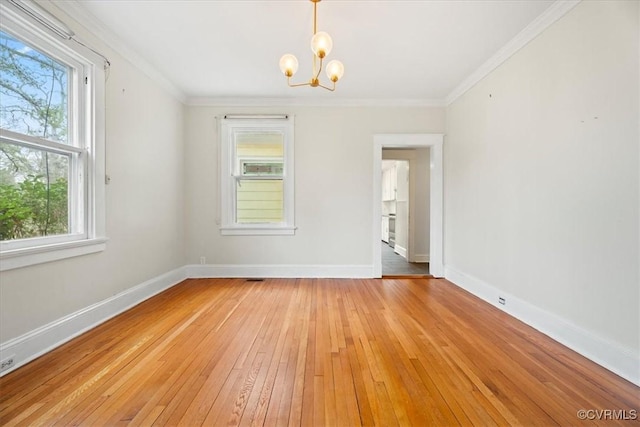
[0,3,106,271]
[219,116,295,235]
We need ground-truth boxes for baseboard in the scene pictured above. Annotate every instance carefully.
[394,245,407,258]
[0,263,370,377]
[0,266,187,377]
[413,254,430,263]
[186,264,375,279]
[444,266,640,386]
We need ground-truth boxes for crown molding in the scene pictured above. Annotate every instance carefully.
[186,97,446,108]
[445,0,581,106]
[49,0,187,104]
[39,0,580,109]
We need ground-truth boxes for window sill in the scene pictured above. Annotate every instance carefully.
[0,238,108,271]
[220,226,296,236]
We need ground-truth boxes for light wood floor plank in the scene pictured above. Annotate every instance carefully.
[1,278,638,426]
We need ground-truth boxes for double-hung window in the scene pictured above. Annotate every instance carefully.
[0,2,106,270]
[219,116,295,235]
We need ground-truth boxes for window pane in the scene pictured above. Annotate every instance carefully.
[236,131,284,166]
[0,141,69,240]
[0,31,69,143]
[236,179,283,224]
[235,131,284,224]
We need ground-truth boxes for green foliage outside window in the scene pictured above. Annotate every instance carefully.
[0,30,70,241]
[0,175,67,240]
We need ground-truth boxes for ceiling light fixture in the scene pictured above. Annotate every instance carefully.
[279,0,344,92]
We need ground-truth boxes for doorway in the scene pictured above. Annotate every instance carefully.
[381,154,430,276]
[372,134,444,278]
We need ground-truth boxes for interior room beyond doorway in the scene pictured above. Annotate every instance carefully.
[381,150,430,276]
[381,241,429,275]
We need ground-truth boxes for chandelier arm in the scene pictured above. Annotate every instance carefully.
[314,56,324,81]
[318,82,336,92]
[288,80,312,88]
[312,54,317,78]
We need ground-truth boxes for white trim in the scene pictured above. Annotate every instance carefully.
[414,254,429,263]
[219,116,295,235]
[373,134,444,278]
[0,238,107,271]
[186,264,374,279]
[220,227,296,236]
[27,0,579,108]
[188,97,445,108]
[0,266,187,377]
[445,0,581,105]
[50,0,186,103]
[393,244,407,259]
[444,266,640,387]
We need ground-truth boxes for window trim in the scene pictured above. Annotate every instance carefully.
[0,2,106,271]
[219,116,295,236]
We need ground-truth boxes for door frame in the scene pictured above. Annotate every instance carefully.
[373,134,444,277]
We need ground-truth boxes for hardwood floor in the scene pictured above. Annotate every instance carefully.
[1,278,638,426]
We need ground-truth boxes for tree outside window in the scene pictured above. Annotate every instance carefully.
[0,30,71,241]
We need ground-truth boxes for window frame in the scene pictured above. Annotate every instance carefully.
[0,3,106,271]
[219,116,295,236]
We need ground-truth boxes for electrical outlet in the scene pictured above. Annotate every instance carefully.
[498,297,506,305]
[200,256,206,265]
[0,355,15,373]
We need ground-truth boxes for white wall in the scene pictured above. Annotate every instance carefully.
[445,0,639,379]
[0,5,185,343]
[185,107,444,270]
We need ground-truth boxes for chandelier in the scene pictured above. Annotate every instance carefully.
[279,0,344,91]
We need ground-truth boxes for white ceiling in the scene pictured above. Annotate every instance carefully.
[65,0,556,104]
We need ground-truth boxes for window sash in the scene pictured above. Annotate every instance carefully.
[0,4,96,258]
[0,138,87,250]
[220,118,295,235]
[0,129,83,155]
[0,29,71,145]
[235,178,284,224]
[0,23,86,150]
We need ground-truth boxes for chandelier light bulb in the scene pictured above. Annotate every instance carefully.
[326,60,344,82]
[311,31,333,58]
[279,54,299,77]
